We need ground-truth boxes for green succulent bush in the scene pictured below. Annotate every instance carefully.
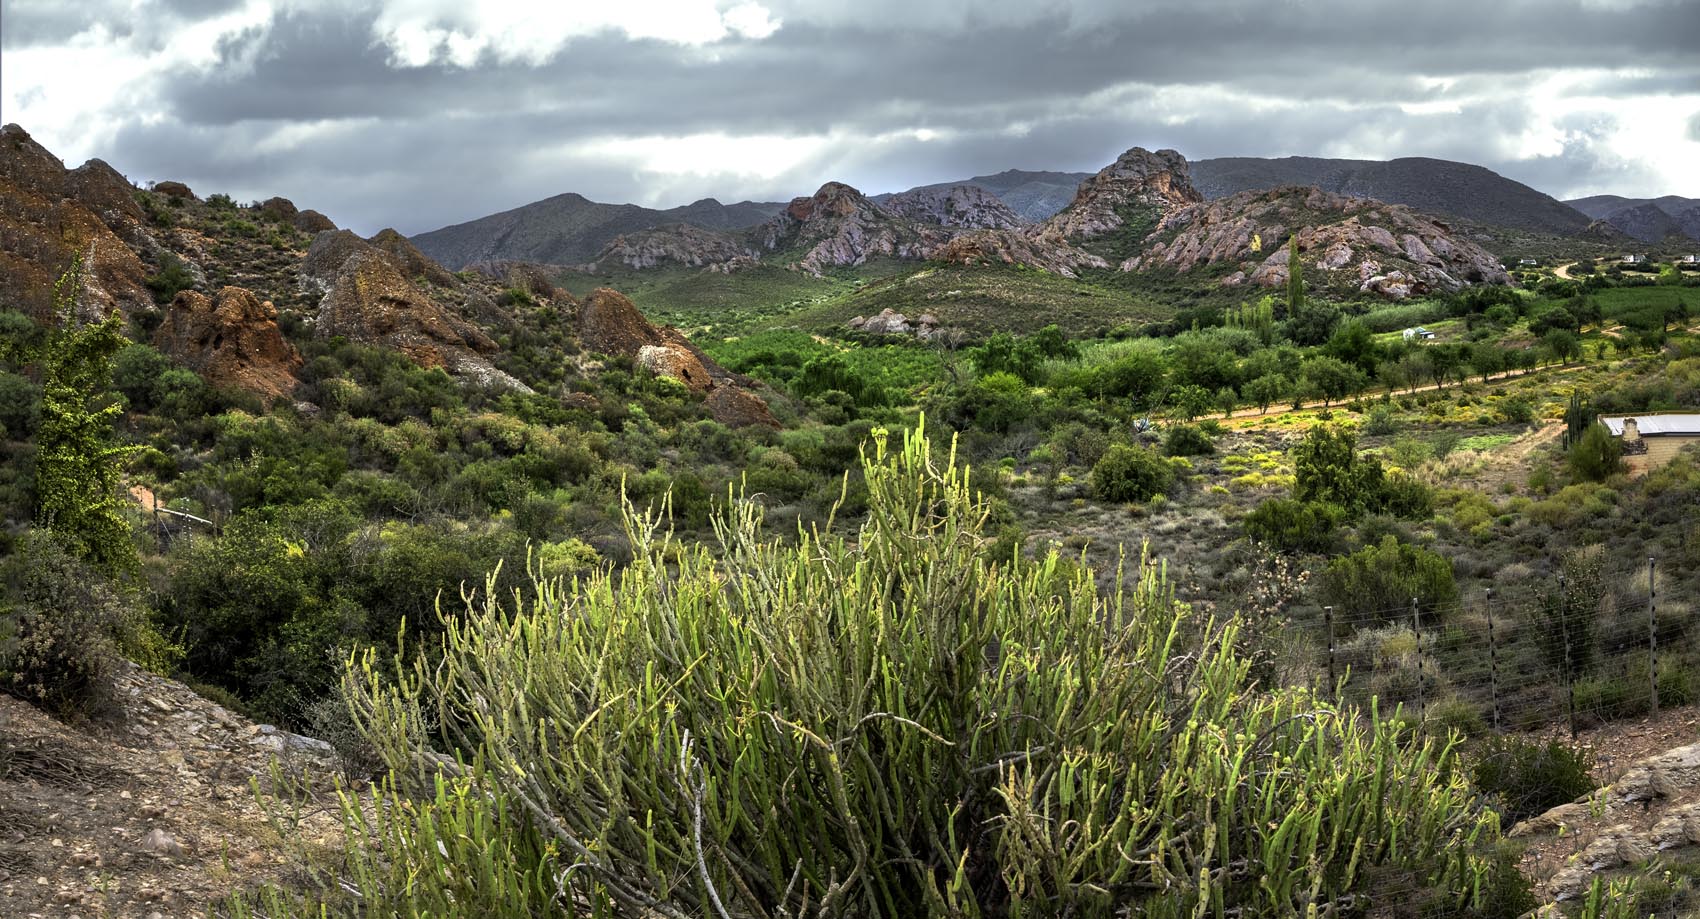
[244,424,1521,918]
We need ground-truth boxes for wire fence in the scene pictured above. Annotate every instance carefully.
[1292,557,1684,740]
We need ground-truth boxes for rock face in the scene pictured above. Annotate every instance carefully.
[880,184,1029,231]
[1513,738,1700,906]
[368,227,459,287]
[934,228,1107,278]
[0,123,154,321]
[758,182,949,275]
[577,288,776,427]
[154,286,302,402]
[1135,185,1512,298]
[583,223,759,272]
[1039,147,1203,245]
[302,231,527,391]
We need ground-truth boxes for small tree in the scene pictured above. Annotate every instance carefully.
[1567,422,1624,482]
[33,260,138,574]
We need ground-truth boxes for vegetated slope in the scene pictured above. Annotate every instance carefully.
[1190,155,1591,237]
[410,193,785,270]
[0,122,777,427]
[1563,194,1700,242]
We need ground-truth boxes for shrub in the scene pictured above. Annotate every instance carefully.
[243,425,1522,918]
[1088,443,1174,503]
[144,254,195,304]
[1568,422,1625,482]
[1161,423,1215,456]
[0,530,139,718]
[1318,536,1458,623]
[1470,736,1595,825]
[1243,497,1344,554]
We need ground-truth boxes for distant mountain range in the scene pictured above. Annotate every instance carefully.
[1182,156,1592,237]
[873,170,1092,223]
[1562,194,1700,244]
[412,193,785,270]
[411,152,1697,272]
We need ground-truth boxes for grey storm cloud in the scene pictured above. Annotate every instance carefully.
[5,0,1698,234]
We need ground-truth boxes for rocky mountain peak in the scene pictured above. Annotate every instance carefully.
[785,182,874,222]
[1041,146,1203,244]
[0,123,153,321]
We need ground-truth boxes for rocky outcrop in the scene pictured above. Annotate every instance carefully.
[577,288,775,427]
[258,196,299,222]
[292,209,336,233]
[880,184,1029,231]
[1513,738,1700,905]
[154,286,302,402]
[933,228,1107,278]
[152,180,195,200]
[369,228,459,287]
[758,182,949,275]
[582,223,758,272]
[302,231,528,391]
[847,307,954,341]
[1135,185,1512,299]
[1039,147,1202,244]
[0,123,154,321]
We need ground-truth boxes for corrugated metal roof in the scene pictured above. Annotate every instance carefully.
[1600,414,1700,437]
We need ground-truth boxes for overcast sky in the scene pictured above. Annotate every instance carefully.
[4,0,1698,235]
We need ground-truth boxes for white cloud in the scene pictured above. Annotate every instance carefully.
[367,0,782,67]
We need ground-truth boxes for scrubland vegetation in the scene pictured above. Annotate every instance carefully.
[5,223,1700,913]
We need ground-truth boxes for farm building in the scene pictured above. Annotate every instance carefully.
[1600,413,1700,474]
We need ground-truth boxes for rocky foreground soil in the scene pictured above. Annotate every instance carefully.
[0,667,342,918]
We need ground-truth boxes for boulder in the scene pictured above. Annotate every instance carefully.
[637,343,713,392]
[152,180,195,200]
[292,209,336,233]
[705,385,778,429]
[155,286,302,402]
[258,196,299,221]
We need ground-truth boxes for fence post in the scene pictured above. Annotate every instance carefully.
[1487,588,1500,732]
[1650,557,1659,715]
[1561,573,1577,739]
[1324,606,1337,702]
[1412,596,1425,723]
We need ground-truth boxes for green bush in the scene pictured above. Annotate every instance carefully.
[1568,422,1625,482]
[1318,536,1458,623]
[1243,497,1345,554]
[1088,442,1174,503]
[1161,423,1215,456]
[0,530,140,718]
[239,425,1521,918]
[1470,735,1595,825]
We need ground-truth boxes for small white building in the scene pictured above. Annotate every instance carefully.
[1518,258,1539,267]
[1623,254,1648,265]
[1402,326,1437,341]
[1682,254,1699,265]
